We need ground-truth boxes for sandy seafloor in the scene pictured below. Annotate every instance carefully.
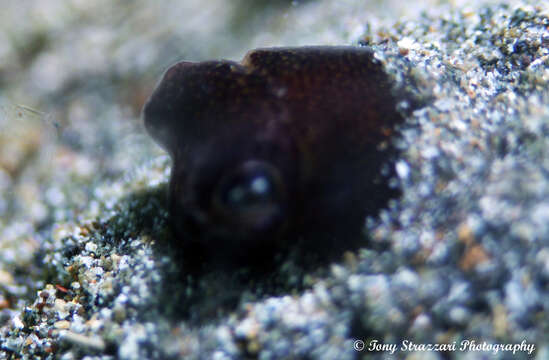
[1,0,549,359]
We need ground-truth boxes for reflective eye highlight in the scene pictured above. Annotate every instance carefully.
[225,174,273,209]
[215,161,283,214]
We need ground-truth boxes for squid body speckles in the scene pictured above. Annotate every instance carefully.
[143,46,404,264]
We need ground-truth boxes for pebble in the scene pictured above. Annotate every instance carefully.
[54,320,70,329]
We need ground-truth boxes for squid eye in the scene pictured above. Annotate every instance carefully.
[213,160,285,230]
[224,173,274,209]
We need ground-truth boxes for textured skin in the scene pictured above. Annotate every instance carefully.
[143,46,403,265]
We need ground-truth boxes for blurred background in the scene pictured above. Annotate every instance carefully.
[4,2,546,359]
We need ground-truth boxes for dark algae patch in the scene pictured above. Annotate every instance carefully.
[143,46,405,269]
